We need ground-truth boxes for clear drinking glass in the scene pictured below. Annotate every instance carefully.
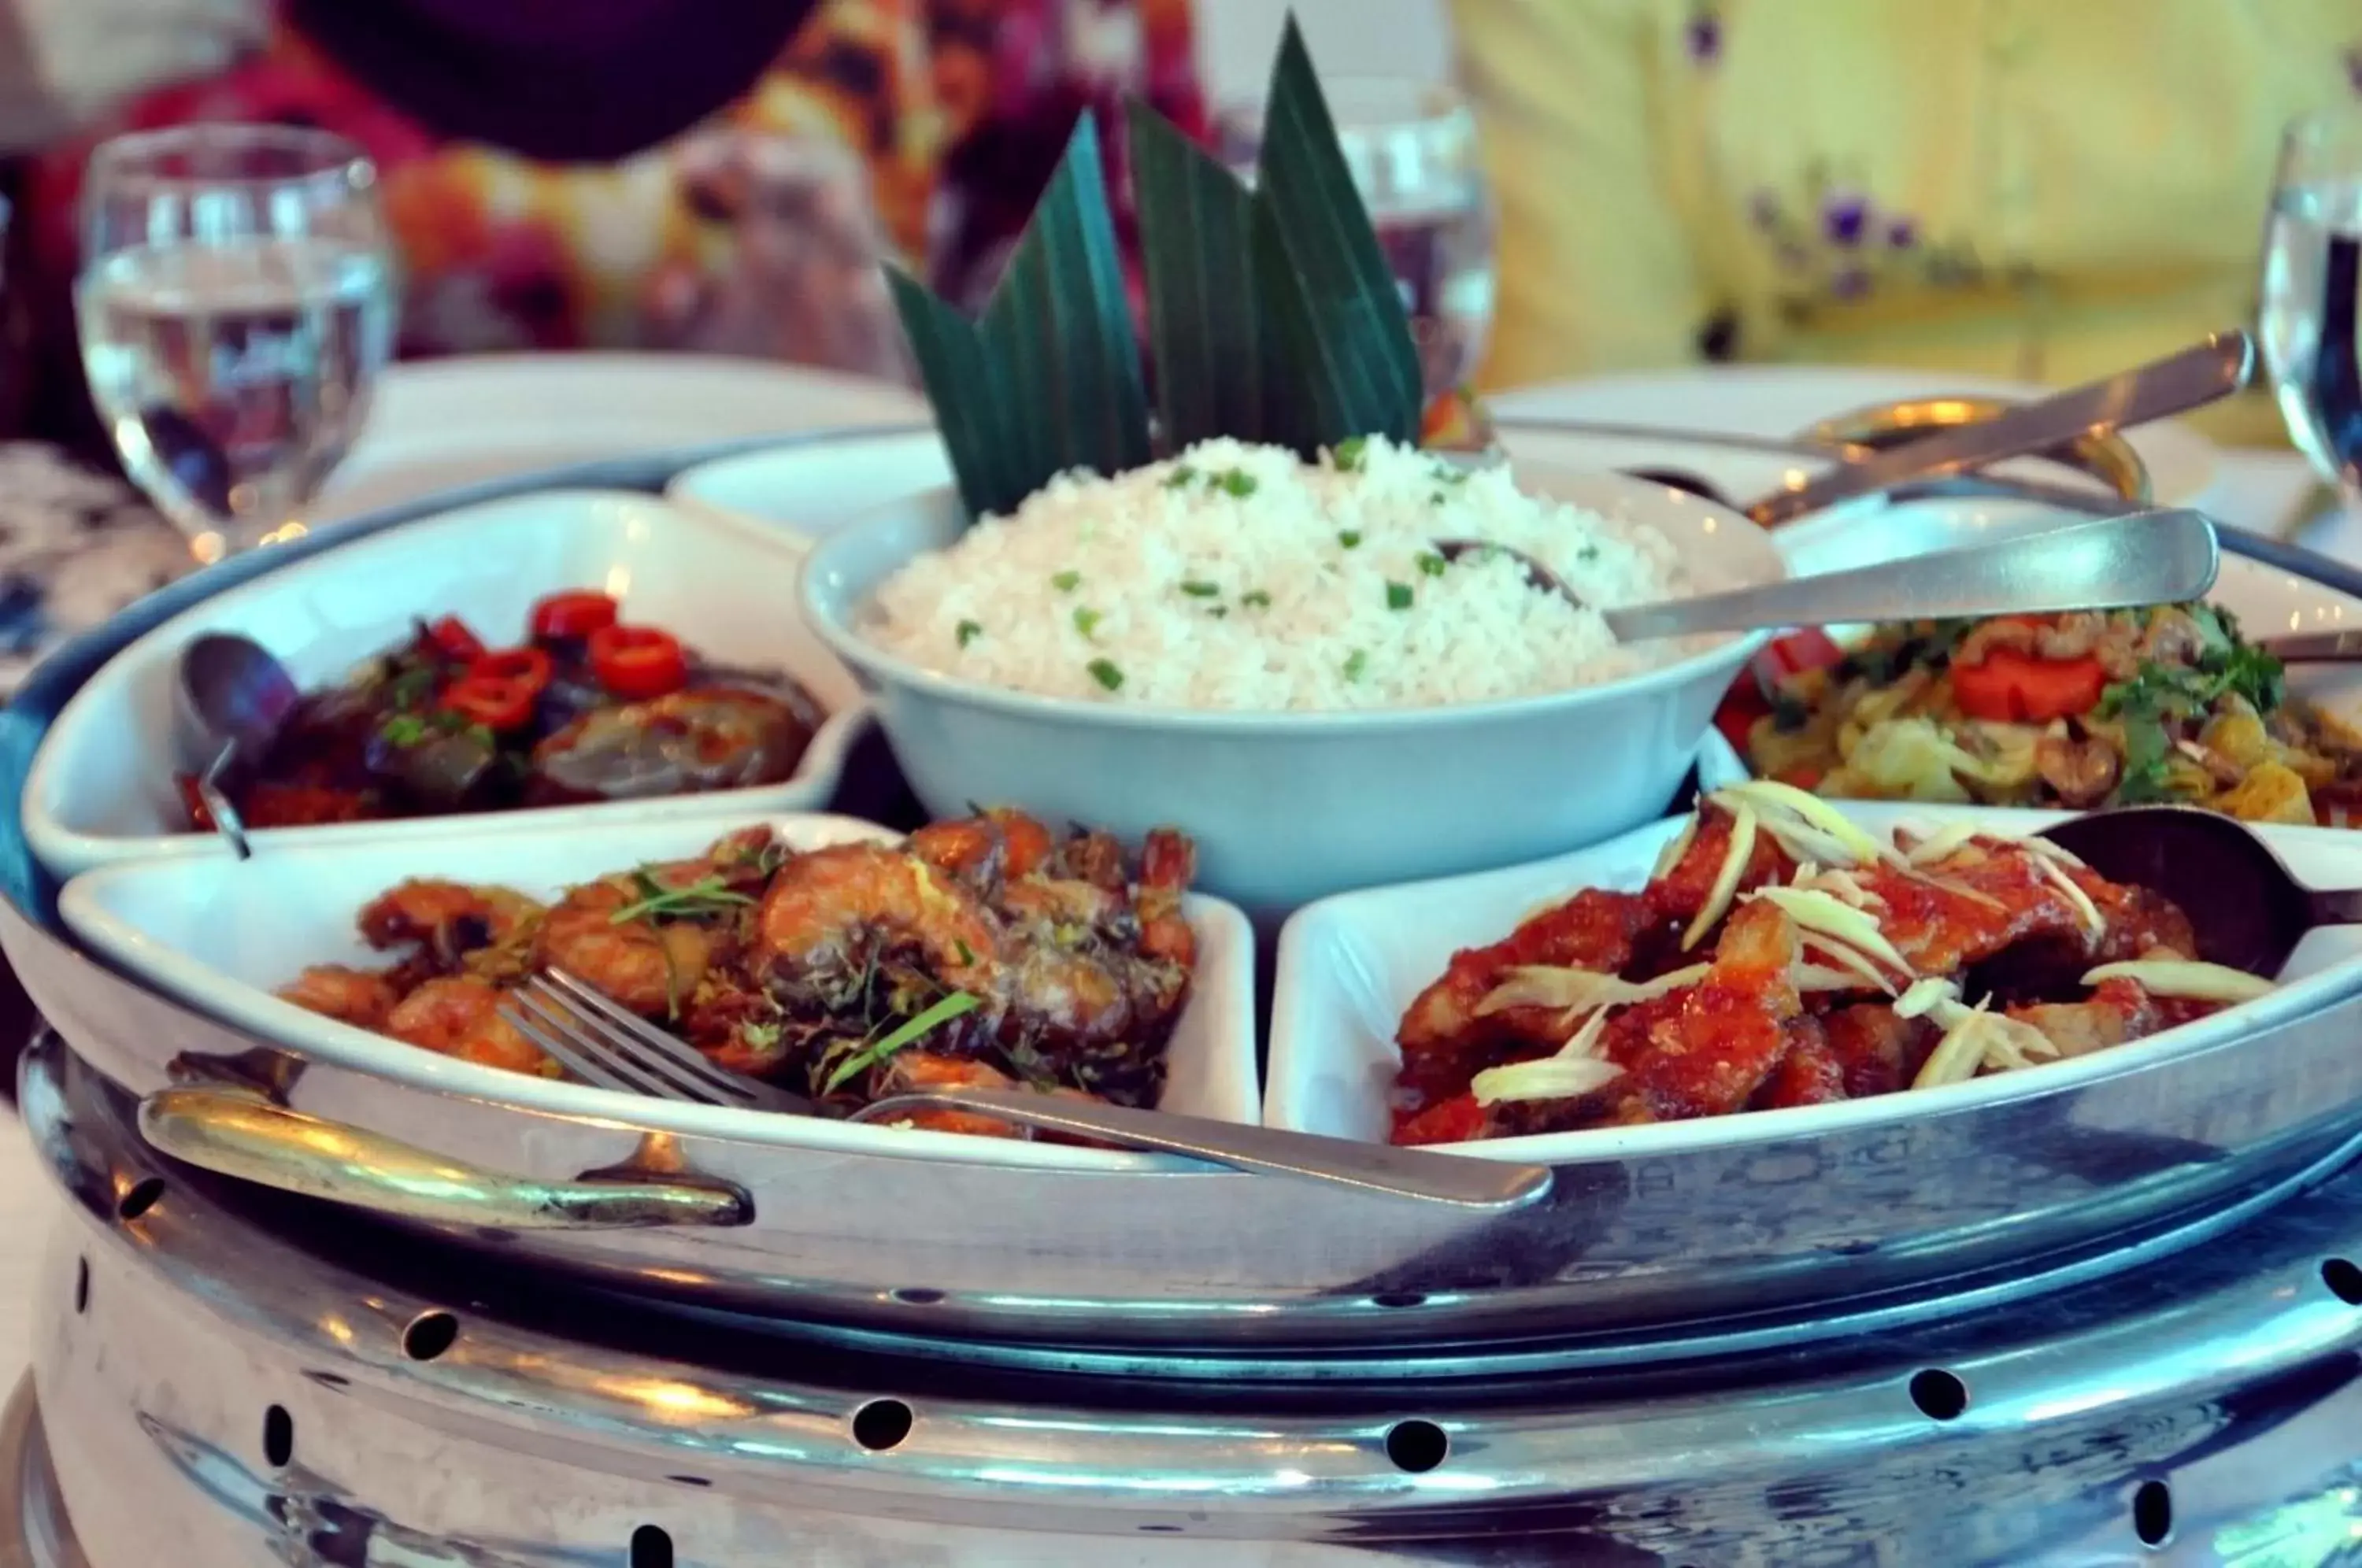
[1215,78,1498,399]
[76,126,397,562]
[2257,105,2362,509]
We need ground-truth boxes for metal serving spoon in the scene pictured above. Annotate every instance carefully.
[176,632,302,860]
[2036,806,2362,977]
[1443,507,2219,644]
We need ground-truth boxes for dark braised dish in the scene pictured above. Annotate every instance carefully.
[180,590,823,830]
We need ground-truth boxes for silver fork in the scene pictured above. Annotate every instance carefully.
[498,969,1549,1210]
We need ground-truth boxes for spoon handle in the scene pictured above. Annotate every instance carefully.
[1745,331,2253,527]
[2307,887,2362,928]
[1604,509,2220,643]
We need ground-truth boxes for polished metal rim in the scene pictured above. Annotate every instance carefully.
[0,1383,83,1568]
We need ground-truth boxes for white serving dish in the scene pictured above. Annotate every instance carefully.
[799,464,1787,920]
[22,489,868,879]
[58,811,1261,1170]
[1268,799,2362,1162]
[665,429,951,549]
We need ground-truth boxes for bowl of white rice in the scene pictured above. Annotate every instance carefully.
[800,437,1784,915]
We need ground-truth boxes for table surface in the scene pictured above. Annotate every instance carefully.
[0,438,2338,1390]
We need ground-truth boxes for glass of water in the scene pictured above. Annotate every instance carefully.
[1216,79,1498,399]
[76,125,397,563]
[2258,105,2362,509]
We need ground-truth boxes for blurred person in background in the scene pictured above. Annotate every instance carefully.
[2,0,1204,449]
[1450,0,2358,445]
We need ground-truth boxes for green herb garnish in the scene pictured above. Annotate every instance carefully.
[1577,544,1601,564]
[1164,464,1198,489]
[1216,469,1258,497]
[1385,581,1413,610]
[1052,570,1082,593]
[1242,590,1272,608]
[956,619,983,647]
[609,870,756,926]
[1087,658,1125,691]
[1343,649,1368,682]
[1338,530,1361,549]
[1180,580,1221,597]
[1416,552,1447,577]
[1332,436,1368,472]
[820,992,983,1095]
[378,713,430,748]
[1073,607,1103,637]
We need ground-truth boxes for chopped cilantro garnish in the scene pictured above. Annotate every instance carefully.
[1087,658,1124,691]
[955,619,983,647]
[1416,551,1447,577]
[1072,607,1102,637]
[1338,530,1362,549]
[1241,590,1272,609]
[1179,580,1221,597]
[1577,544,1601,564]
[1385,581,1413,610]
[1162,464,1198,489]
[1051,570,1081,592]
[1343,649,1368,682]
[1332,436,1368,472]
[1217,469,1258,497]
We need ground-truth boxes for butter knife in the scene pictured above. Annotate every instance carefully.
[1746,330,2256,528]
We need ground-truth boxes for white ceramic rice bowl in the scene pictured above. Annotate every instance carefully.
[799,464,1786,917]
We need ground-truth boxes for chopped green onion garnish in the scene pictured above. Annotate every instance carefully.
[1087,658,1124,691]
[956,619,983,647]
[1577,544,1601,563]
[379,713,429,747]
[1337,530,1361,549]
[1163,464,1198,489]
[1343,649,1368,681]
[1179,580,1220,597]
[1241,590,1272,608]
[609,871,755,926]
[1416,551,1447,577]
[1072,607,1102,637]
[820,991,982,1095]
[1052,570,1081,592]
[1332,435,1368,472]
[1217,469,1258,497]
[1385,581,1413,610]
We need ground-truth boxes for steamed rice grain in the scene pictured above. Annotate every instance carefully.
[862,436,1692,712]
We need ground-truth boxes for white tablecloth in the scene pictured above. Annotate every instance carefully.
[0,443,2340,1392]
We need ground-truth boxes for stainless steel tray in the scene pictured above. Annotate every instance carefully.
[9,428,2362,1348]
[17,1026,2362,1566]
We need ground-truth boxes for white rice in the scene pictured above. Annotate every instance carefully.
[861,436,1692,712]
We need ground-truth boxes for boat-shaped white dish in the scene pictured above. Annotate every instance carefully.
[664,429,951,548]
[1268,800,2362,1163]
[60,810,1260,1170]
[22,489,868,879]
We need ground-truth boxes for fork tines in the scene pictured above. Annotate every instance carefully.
[499,968,790,1111]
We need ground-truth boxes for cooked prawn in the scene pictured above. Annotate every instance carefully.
[277,965,401,1029]
[533,879,716,1017]
[756,842,1000,997]
[358,879,539,958]
[383,976,550,1074]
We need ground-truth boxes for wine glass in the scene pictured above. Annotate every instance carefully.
[76,125,397,564]
[2257,105,2362,512]
[1214,78,1498,399]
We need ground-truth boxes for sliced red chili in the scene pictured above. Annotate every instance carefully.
[529,590,620,642]
[175,774,216,830]
[442,674,540,730]
[424,614,484,662]
[467,645,553,697]
[588,623,690,700]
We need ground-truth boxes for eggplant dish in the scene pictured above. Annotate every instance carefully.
[181,590,822,830]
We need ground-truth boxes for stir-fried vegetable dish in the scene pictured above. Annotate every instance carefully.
[181,590,822,830]
[1390,783,2271,1145]
[279,811,1199,1137]
[1734,605,2362,825]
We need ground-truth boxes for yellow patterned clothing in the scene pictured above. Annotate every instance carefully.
[1453,0,2361,444]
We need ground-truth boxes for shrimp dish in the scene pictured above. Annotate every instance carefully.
[278,810,1200,1139]
[1391,783,2275,1147]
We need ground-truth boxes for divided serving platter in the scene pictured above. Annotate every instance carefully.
[7,425,2362,1351]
